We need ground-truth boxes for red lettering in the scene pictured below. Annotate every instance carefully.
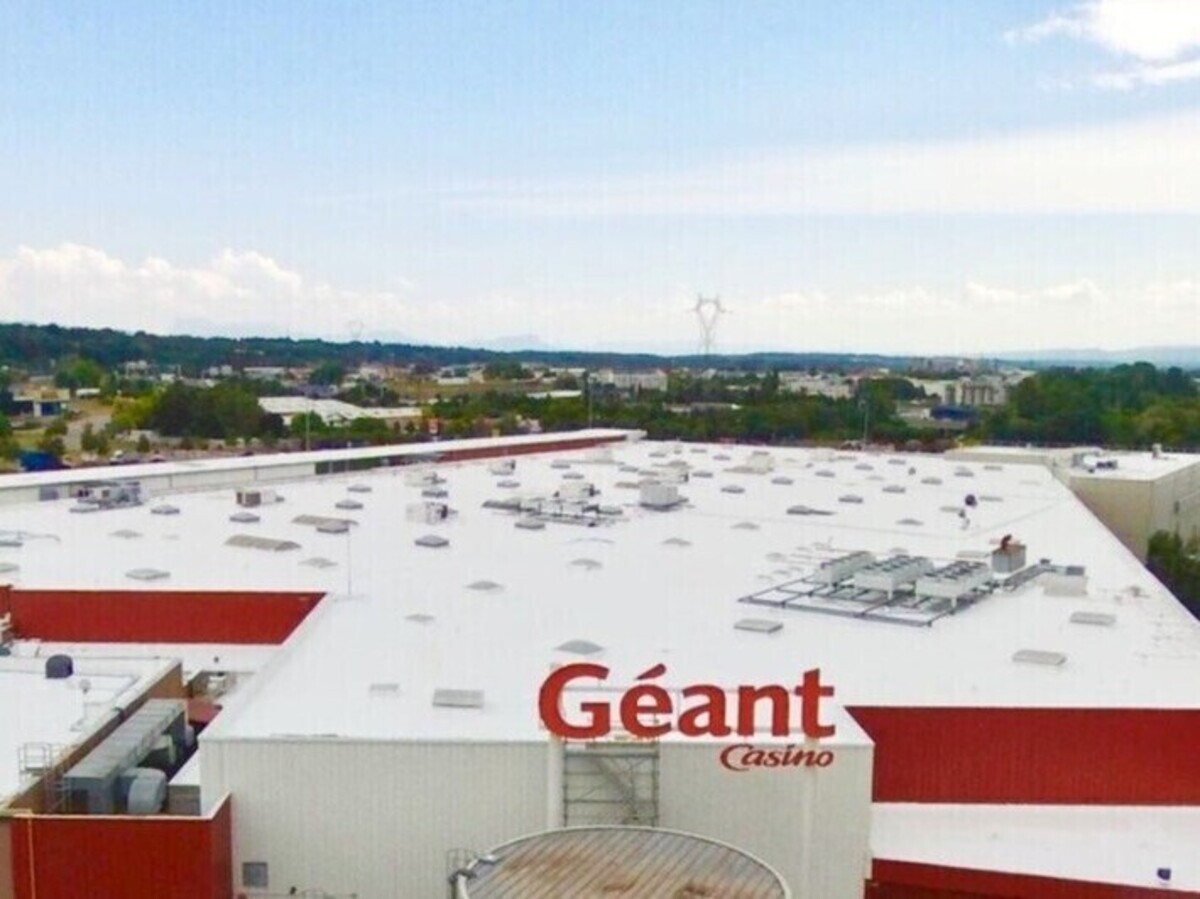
[719,743,838,772]
[736,684,791,736]
[795,668,836,738]
[538,663,611,739]
[679,685,731,737]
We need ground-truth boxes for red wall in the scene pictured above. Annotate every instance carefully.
[9,797,232,899]
[848,707,1200,805]
[868,860,1199,898]
[436,434,622,462]
[1,588,323,644]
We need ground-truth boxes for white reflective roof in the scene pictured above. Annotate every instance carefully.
[0,437,1197,745]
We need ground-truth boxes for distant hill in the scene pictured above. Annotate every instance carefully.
[997,346,1200,369]
[0,321,916,374]
[1,321,1195,375]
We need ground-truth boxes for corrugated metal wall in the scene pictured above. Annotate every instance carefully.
[849,707,1200,804]
[201,739,549,898]
[868,859,1200,898]
[659,744,873,899]
[3,588,324,643]
[202,738,872,899]
[8,796,232,899]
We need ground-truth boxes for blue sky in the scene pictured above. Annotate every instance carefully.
[1,0,1198,354]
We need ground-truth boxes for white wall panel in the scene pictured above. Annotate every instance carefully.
[659,743,873,899]
[202,739,548,899]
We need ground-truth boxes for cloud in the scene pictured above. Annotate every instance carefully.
[0,244,413,341]
[449,111,1200,215]
[1,244,1197,355]
[1008,0,1200,88]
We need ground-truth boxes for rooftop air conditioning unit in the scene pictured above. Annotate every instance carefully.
[639,482,682,510]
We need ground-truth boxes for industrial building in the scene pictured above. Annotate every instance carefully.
[0,429,1198,898]
[948,444,1200,560]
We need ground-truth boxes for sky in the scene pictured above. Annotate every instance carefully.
[0,0,1198,356]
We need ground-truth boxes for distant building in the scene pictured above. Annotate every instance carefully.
[779,373,854,399]
[595,368,669,392]
[257,396,421,427]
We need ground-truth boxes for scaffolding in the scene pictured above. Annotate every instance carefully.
[562,740,660,827]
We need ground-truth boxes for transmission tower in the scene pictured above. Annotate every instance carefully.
[694,295,725,357]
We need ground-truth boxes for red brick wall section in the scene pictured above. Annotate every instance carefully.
[9,796,233,899]
[6,590,323,644]
[868,860,1200,898]
[848,707,1200,804]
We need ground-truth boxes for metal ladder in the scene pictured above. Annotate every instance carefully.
[562,740,660,827]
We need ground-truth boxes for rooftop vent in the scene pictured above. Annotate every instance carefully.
[984,464,1004,471]
[619,465,641,474]
[838,494,864,504]
[787,505,834,516]
[367,682,399,697]
[713,453,731,461]
[882,485,906,494]
[421,488,449,499]
[662,537,691,547]
[721,484,745,494]
[347,483,373,494]
[497,480,520,489]
[317,520,351,534]
[689,447,707,454]
[640,482,684,510]
[404,469,443,488]
[691,470,713,479]
[570,558,602,571]
[300,557,338,569]
[734,618,783,634]
[335,499,364,511]
[888,458,907,466]
[229,511,260,524]
[126,568,169,581]
[226,534,300,552]
[771,476,794,485]
[1012,649,1067,667]
[854,463,873,471]
[815,470,835,478]
[294,514,356,529]
[432,689,484,709]
[110,529,142,539]
[515,518,545,530]
[954,469,975,478]
[979,494,1003,503]
[550,460,571,469]
[489,459,516,475]
[45,654,74,679]
[0,562,18,574]
[150,504,179,516]
[1070,610,1116,626]
[414,534,449,549]
[555,639,604,655]
[0,535,22,548]
[921,477,943,485]
[896,518,924,526]
[732,521,759,531]
[562,472,585,480]
[406,613,435,624]
[467,580,503,592]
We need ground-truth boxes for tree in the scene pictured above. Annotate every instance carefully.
[55,356,107,391]
[308,362,346,386]
[136,433,151,454]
